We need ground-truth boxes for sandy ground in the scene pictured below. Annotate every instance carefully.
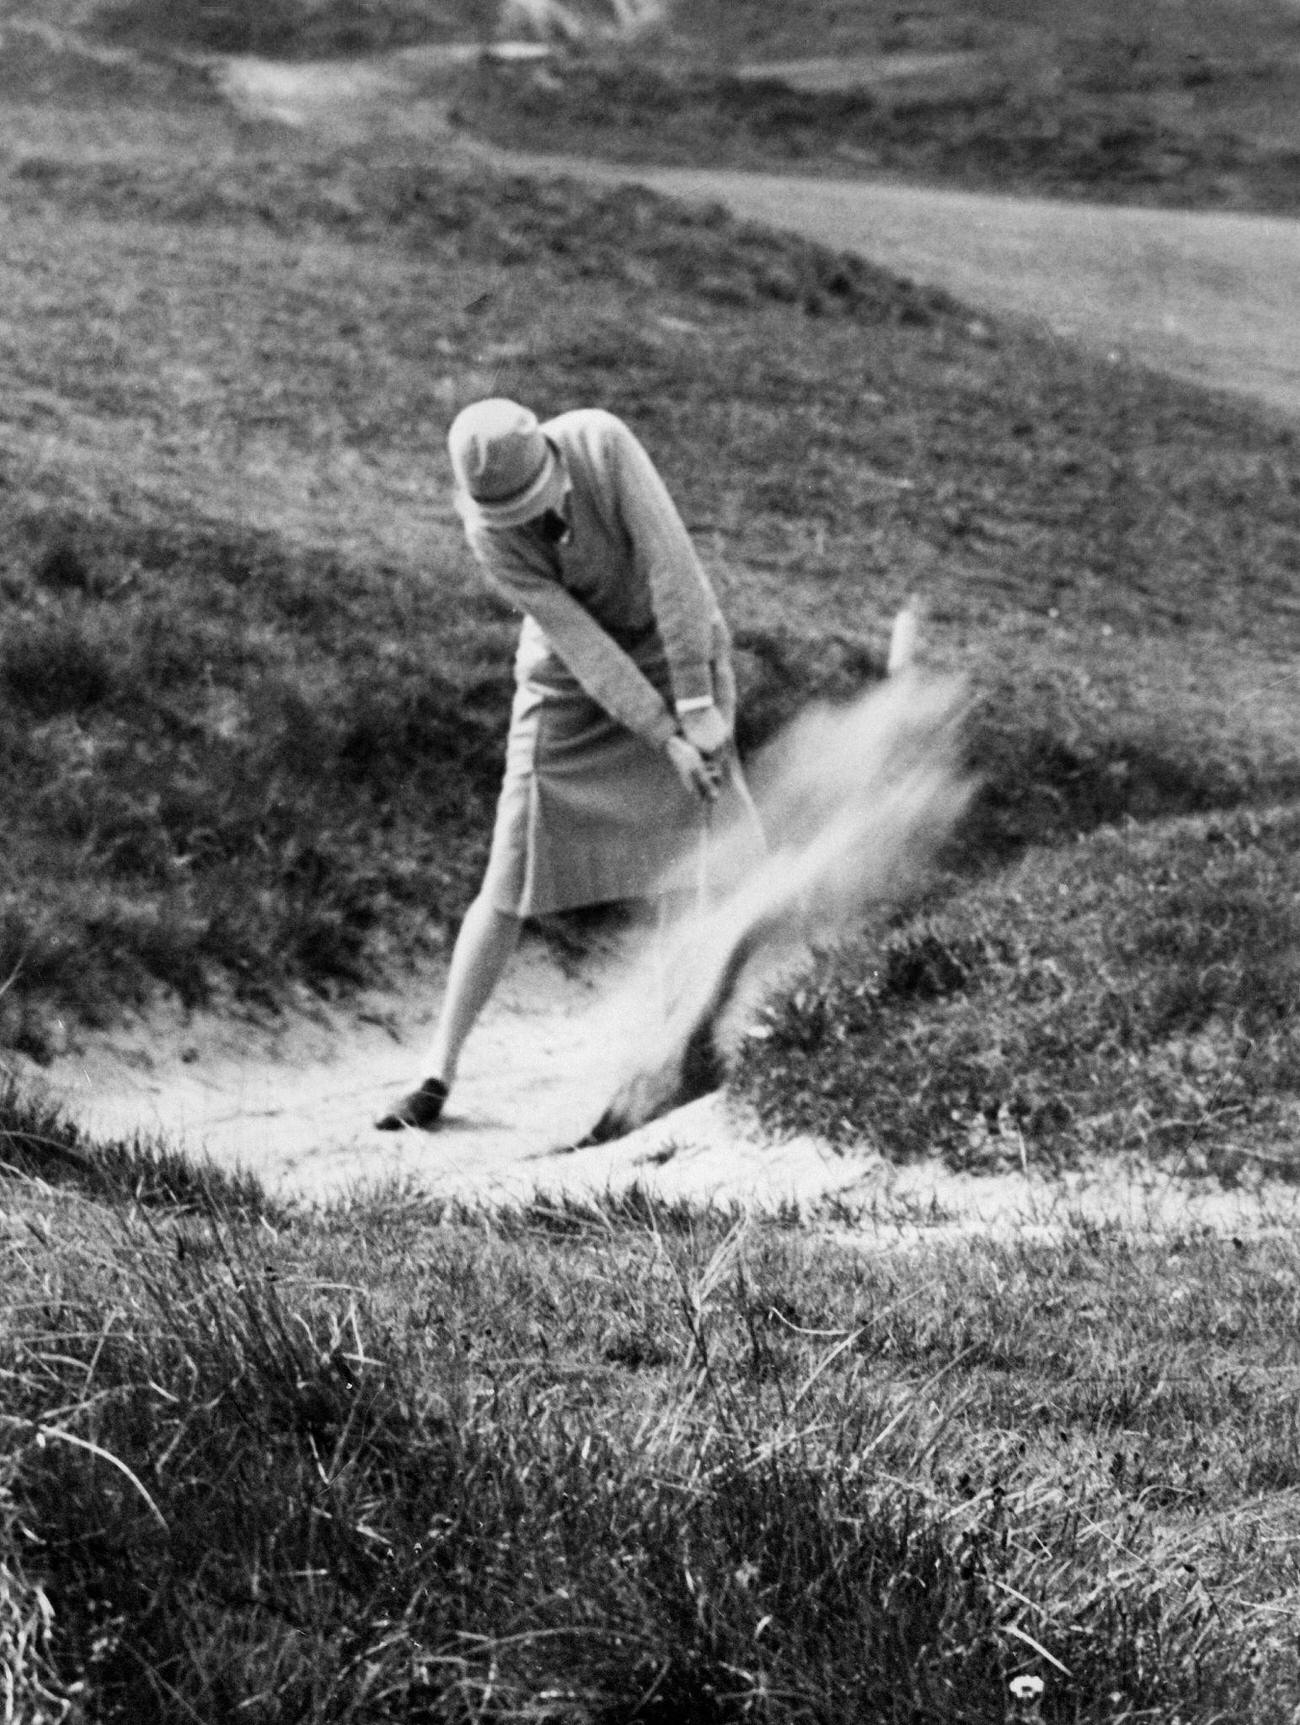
[18,46,1299,1237]
[17,929,1300,1247]
[11,934,906,1214]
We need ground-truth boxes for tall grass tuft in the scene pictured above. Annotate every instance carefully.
[5,1188,1289,1718]
[0,1523,72,1725]
[1,615,116,721]
[0,1079,279,1219]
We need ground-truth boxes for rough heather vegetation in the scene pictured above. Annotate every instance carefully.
[456,52,1300,215]
[449,0,1300,215]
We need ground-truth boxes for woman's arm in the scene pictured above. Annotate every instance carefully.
[603,416,720,712]
[475,531,679,745]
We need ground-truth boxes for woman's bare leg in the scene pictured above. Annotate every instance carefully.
[376,894,522,1129]
[422,893,522,1085]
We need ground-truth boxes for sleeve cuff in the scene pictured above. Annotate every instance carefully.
[674,696,715,715]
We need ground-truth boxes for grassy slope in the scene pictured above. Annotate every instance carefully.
[0,89,961,1043]
[5,1150,1300,1721]
[24,0,1300,211]
[740,802,1300,1176]
[447,0,1300,215]
[0,74,1297,1136]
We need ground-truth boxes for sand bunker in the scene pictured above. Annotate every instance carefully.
[15,962,1298,1250]
[14,655,1300,1251]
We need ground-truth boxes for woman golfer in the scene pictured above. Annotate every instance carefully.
[377,398,754,1131]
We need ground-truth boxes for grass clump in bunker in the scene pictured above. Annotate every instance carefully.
[736,802,1300,1174]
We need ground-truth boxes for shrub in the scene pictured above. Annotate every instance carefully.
[32,538,97,595]
[93,0,498,56]
[1,616,115,719]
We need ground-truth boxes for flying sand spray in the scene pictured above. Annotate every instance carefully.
[581,605,977,1141]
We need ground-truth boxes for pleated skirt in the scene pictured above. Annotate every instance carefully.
[481,619,753,917]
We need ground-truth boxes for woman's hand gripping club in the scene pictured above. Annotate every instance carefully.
[665,701,730,802]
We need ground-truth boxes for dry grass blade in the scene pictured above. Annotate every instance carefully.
[5,1420,168,1534]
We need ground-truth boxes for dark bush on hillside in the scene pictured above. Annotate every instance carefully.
[0,18,213,105]
[336,666,508,798]
[960,715,1260,863]
[737,803,1300,1173]
[33,538,97,595]
[730,625,884,753]
[455,54,1300,216]
[98,0,305,53]
[94,0,469,56]
[1,615,115,718]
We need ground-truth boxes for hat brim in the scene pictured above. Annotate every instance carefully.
[458,442,566,530]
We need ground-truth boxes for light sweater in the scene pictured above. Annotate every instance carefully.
[459,409,728,747]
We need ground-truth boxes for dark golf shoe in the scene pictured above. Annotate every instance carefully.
[375,1077,449,1131]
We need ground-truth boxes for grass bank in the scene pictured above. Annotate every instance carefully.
[430,0,1300,218]
[739,802,1300,1175]
[3,1154,1299,1720]
[453,48,1300,217]
[18,0,1300,215]
[2,92,1297,1059]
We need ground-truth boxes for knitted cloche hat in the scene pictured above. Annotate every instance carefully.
[447,398,566,529]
